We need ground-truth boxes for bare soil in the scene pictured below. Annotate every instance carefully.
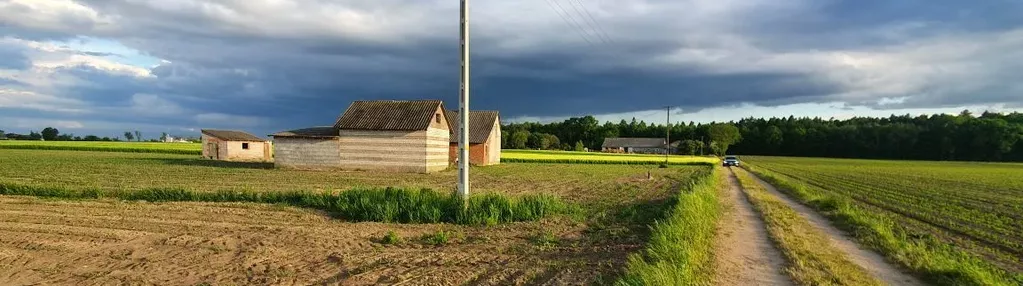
[746,171,925,286]
[712,169,793,285]
[0,197,632,285]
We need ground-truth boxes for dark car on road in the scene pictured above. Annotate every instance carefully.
[722,156,740,167]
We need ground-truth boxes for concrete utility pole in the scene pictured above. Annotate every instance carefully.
[665,106,671,164]
[457,0,471,202]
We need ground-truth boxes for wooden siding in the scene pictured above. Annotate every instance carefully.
[273,137,342,169]
[338,128,450,173]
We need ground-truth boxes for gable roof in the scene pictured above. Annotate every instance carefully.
[602,137,666,148]
[201,129,264,141]
[270,127,338,138]
[334,100,445,131]
[445,110,500,144]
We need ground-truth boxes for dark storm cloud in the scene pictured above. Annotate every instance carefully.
[0,0,1021,136]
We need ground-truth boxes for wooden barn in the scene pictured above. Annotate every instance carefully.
[270,100,451,173]
[445,110,501,166]
[601,137,668,154]
[200,129,272,161]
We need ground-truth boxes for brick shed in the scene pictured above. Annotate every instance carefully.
[200,129,272,162]
[445,110,501,166]
[270,100,451,173]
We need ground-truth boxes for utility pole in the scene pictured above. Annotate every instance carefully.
[665,106,670,164]
[457,0,471,203]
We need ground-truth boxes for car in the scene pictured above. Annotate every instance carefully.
[722,155,740,167]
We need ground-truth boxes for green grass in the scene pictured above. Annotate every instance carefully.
[616,166,720,285]
[743,159,1023,286]
[382,231,403,245]
[732,168,881,286]
[0,140,201,155]
[0,183,566,225]
[502,150,718,165]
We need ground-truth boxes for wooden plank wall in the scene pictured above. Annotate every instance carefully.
[338,128,449,173]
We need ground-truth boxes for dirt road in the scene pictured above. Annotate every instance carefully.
[713,169,793,285]
[746,171,924,286]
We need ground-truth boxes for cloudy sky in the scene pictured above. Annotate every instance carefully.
[2,0,1022,138]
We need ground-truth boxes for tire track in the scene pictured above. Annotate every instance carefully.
[713,168,793,285]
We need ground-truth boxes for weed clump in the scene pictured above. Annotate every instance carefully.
[382,231,402,245]
[422,230,450,246]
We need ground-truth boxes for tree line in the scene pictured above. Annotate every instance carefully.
[502,110,1023,162]
[1,127,198,143]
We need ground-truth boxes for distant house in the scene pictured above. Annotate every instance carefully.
[445,110,501,166]
[602,138,669,154]
[271,100,451,173]
[163,135,193,143]
[201,129,272,161]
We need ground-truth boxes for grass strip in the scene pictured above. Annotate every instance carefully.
[732,168,882,286]
[0,144,201,155]
[0,183,566,225]
[744,165,1022,286]
[616,166,720,285]
[502,158,712,166]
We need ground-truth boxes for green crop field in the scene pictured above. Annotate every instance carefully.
[502,149,718,165]
[0,140,202,154]
[743,156,1023,277]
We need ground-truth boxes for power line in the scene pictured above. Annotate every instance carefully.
[566,0,614,44]
[543,0,598,45]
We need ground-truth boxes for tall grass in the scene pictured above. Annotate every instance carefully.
[0,183,566,225]
[744,165,1022,286]
[0,144,201,155]
[616,167,720,285]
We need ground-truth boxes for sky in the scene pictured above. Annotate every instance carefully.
[1,0,1022,139]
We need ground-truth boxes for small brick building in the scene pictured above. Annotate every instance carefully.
[200,129,272,161]
[446,110,501,166]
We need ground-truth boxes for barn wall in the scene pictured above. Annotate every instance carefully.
[273,137,341,168]
[486,119,501,165]
[223,141,269,161]
[448,143,486,165]
[339,128,449,173]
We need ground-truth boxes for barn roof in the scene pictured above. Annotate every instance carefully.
[602,137,666,148]
[201,129,265,141]
[334,100,445,131]
[270,127,338,138]
[445,110,500,144]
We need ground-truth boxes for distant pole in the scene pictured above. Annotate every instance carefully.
[457,0,471,202]
[665,106,670,164]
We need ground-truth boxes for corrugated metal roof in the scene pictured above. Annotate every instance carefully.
[334,100,444,131]
[445,110,499,144]
[270,127,338,138]
[201,129,265,141]
[602,137,666,148]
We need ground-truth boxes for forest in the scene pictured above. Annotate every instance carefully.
[502,110,1023,162]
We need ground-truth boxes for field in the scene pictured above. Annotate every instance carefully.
[743,156,1023,279]
[0,149,709,284]
[502,150,718,165]
[0,140,201,155]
